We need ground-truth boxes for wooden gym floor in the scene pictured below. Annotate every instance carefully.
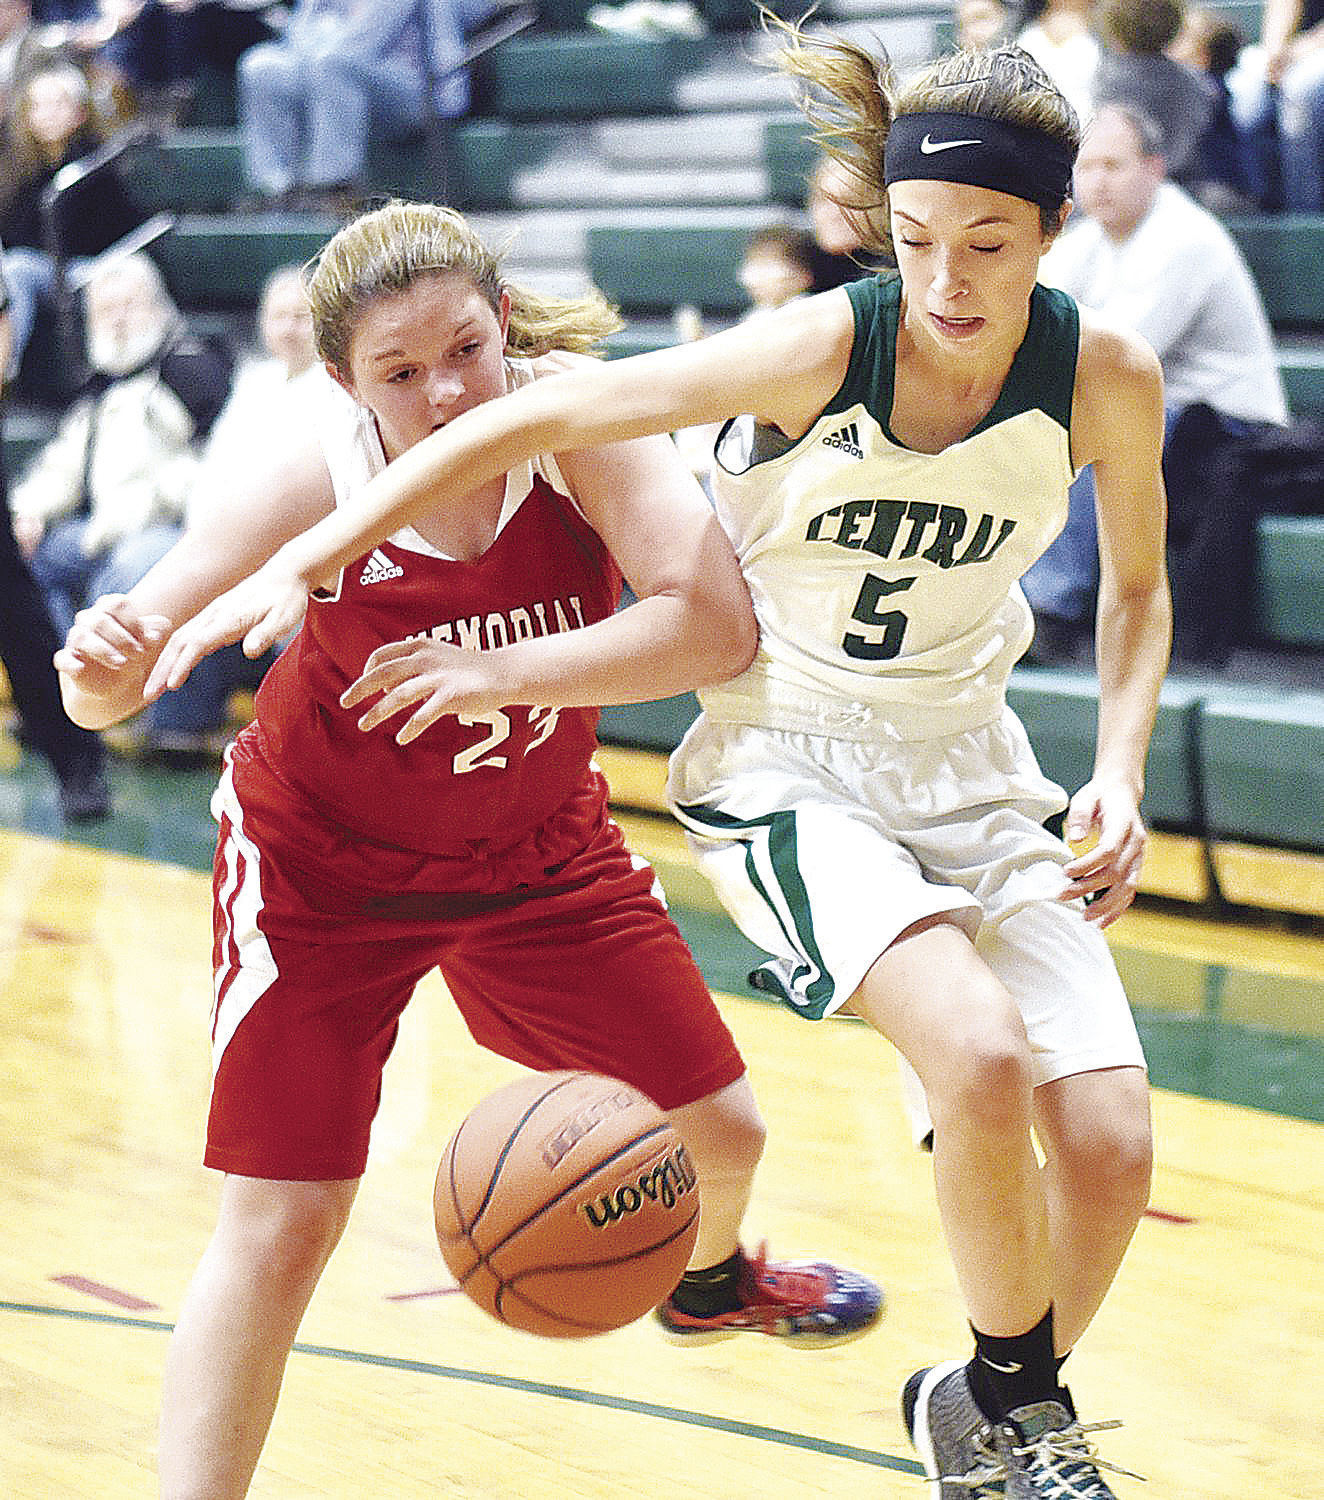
[0,745,1320,1498]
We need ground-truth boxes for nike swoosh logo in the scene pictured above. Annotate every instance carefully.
[981,1357,1024,1373]
[919,134,983,153]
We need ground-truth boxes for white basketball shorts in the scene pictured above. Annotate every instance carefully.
[669,706,1146,1141]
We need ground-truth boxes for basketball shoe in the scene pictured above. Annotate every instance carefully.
[654,1242,882,1343]
[997,1392,1143,1497]
[902,1360,1008,1498]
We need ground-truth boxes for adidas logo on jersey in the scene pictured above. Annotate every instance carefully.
[823,421,864,459]
[360,548,403,585]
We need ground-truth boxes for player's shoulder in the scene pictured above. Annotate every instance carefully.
[1075,306,1162,390]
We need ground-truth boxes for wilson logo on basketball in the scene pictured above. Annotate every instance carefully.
[580,1143,698,1228]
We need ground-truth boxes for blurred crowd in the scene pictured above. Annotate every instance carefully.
[1,0,1323,825]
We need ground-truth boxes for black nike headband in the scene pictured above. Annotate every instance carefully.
[883,110,1076,210]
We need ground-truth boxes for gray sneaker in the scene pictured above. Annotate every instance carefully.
[999,1397,1144,1498]
[903,1359,1008,1497]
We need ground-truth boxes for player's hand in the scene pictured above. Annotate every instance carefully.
[146,564,310,698]
[341,638,511,745]
[53,594,171,698]
[1059,778,1148,928]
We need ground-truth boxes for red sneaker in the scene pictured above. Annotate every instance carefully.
[655,1242,883,1344]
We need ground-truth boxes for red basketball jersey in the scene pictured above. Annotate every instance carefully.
[248,472,622,854]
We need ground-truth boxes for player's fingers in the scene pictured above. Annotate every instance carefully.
[341,656,423,710]
[396,692,449,744]
[359,638,418,673]
[354,679,433,733]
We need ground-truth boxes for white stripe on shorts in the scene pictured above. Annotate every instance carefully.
[210,751,279,1076]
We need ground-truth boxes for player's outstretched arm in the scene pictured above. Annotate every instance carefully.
[1060,318,1172,927]
[61,432,335,728]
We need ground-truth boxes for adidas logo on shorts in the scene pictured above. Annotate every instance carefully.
[823,421,864,459]
[360,548,404,585]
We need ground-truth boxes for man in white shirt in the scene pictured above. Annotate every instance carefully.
[1023,101,1289,666]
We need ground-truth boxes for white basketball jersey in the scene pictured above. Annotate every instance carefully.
[704,277,1081,739]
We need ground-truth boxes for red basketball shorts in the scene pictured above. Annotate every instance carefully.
[206,757,746,1181]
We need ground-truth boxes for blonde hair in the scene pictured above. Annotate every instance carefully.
[304,200,623,375]
[763,8,1080,252]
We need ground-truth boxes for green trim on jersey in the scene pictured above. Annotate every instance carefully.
[829,276,1079,441]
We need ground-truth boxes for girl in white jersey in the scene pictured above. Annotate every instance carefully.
[140,20,1171,1499]
[53,202,883,1500]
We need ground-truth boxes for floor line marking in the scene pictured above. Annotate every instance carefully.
[50,1274,159,1310]
[0,1298,922,1476]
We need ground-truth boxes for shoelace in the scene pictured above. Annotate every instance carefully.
[1009,1419,1147,1485]
[944,1430,1009,1493]
[741,1241,827,1312]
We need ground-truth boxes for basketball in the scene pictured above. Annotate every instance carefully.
[434,1070,701,1338]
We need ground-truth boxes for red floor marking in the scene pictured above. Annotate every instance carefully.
[384,1287,462,1302]
[1143,1207,1196,1225]
[23,922,85,944]
[51,1274,159,1310]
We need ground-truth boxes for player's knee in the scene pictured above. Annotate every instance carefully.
[221,1181,354,1292]
[669,1077,767,1180]
[1061,1108,1154,1220]
[925,991,1033,1138]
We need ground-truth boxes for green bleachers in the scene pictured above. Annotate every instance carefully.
[125,120,559,217]
[587,223,751,313]
[472,33,707,120]
[1006,668,1206,832]
[1,409,58,478]
[1255,516,1324,647]
[1199,690,1324,848]
[765,116,818,207]
[152,218,335,307]
[1223,215,1324,331]
[1279,344,1324,416]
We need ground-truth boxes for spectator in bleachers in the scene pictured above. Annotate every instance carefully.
[1012,0,1101,121]
[1167,5,1260,211]
[0,59,141,381]
[806,152,889,287]
[0,237,111,819]
[146,264,327,758]
[0,0,61,133]
[1092,0,1217,188]
[91,0,277,126]
[736,224,818,312]
[1024,102,1290,666]
[235,0,472,213]
[955,0,1013,50]
[11,251,232,638]
[1233,0,1324,210]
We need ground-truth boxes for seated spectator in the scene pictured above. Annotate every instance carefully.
[1167,5,1259,211]
[0,242,110,820]
[1092,0,1217,188]
[236,0,473,212]
[11,251,232,640]
[109,1,277,122]
[1024,103,1290,667]
[806,152,890,288]
[1231,0,1324,211]
[149,264,327,758]
[955,0,1013,50]
[0,59,142,382]
[0,0,64,142]
[736,224,818,312]
[1012,0,1101,122]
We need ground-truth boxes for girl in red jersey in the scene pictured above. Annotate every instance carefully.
[55,201,881,1500]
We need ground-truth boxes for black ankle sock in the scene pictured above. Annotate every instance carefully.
[966,1306,1062,1422]
[667,1250,746,1316]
